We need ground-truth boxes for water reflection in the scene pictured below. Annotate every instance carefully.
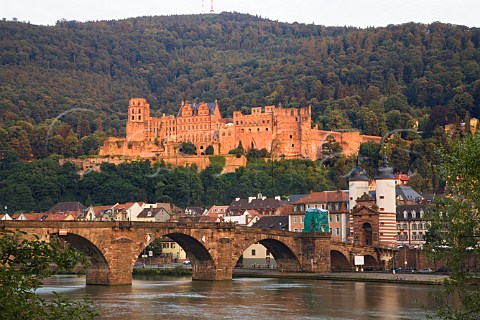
[40,275,443,319]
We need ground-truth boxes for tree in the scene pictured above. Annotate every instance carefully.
[0,230,97,320]
[205,145,214,155]
[228,141,245,158]
[425,133,480,319]
[179,141,196,155]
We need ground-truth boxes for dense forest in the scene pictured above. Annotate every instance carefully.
[0,12,479,211]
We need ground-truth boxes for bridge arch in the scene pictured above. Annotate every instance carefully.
[55,232,110,285]
[234,237,301,272]
[165,232,216,280]
[364,254,378,267]
[330,250,351,272]
[136,231,217,280]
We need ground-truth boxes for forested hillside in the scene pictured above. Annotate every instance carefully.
[0,12,479,211]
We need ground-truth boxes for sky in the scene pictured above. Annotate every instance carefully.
[2,0,479,28]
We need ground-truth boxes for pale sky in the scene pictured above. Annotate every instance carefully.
[2,0,479,28]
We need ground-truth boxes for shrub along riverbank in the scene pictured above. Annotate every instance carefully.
[132,266,192,277]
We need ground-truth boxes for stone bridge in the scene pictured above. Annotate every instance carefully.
[1,221,386,285]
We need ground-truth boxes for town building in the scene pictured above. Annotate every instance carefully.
[396,204,428,248]
[157,236,187,263]
[290,190,349,241]
[136,206,171,222]
[227,194,286,215]
[48,202,87,219]
[99,98,381,162]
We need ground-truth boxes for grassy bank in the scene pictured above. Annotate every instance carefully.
[132,266,192,277]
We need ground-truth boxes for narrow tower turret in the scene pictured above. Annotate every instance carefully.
[374,150,397,247]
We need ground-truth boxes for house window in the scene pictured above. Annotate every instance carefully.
[336,228,340,236]
[266,250,270,256]
[251,249,256,256]
[379,196,384,199]
[293,217,297,224]
[335,215,340,222]
[171,243,175,248]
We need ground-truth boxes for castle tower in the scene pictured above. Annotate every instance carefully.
[348,157,369,243]
[126,98,150,141]
[374,151,397,247]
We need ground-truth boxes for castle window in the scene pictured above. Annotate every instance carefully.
[138,109,142,114]
[290,135,293,139]
[379,196,384,199]
[132,116,134,120]
[257,128,260,131]
[292,144,294,147]
[139,116,142,120]
[266,128,269,131]
[249,129,252,132]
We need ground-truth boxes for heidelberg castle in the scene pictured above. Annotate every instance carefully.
[99,98,381,161]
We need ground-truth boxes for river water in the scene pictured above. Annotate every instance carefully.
[39,275,444,319]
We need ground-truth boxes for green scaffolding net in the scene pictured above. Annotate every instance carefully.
[303,208,329,232]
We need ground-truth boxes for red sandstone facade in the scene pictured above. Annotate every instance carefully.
[100,98,381,160]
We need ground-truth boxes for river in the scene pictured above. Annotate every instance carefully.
[39,275,444,319]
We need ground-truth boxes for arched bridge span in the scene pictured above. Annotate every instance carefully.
[1,221,382,285]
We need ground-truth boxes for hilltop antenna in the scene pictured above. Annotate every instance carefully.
[210,0,214,13]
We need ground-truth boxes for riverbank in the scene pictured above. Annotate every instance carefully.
[233,269,449,285]
[133,266,192,276]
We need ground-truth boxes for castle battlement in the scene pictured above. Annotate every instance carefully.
[99,98,380,161]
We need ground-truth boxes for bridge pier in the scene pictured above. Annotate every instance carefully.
[192,236,233,280]
[299,235,332,272]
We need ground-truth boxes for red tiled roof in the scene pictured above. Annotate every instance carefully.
[293,190,348,204]
[23,213,47,221]
[44,213,75,221]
